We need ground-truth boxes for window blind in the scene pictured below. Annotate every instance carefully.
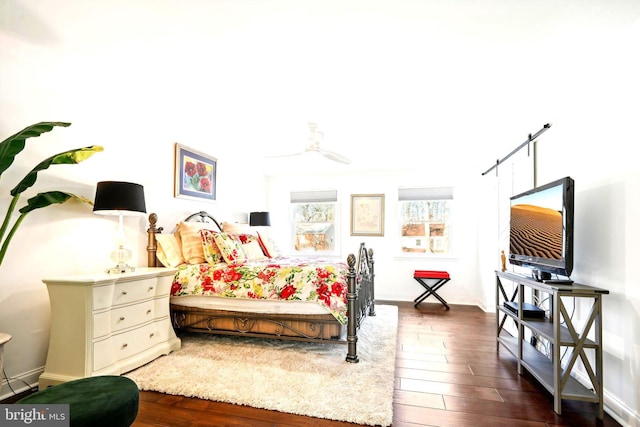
[290,190,338,203]
[398,187,453,201]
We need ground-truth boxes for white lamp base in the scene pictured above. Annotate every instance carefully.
[106,263,135,274]
[106,245,135,274]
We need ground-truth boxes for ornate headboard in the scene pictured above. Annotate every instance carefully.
[182,211,223,230]
[146,211,223,267]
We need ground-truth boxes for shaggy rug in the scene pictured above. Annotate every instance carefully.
[126,305,397,426]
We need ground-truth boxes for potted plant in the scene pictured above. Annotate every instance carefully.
[0,121,103,374]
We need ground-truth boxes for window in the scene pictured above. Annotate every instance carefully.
[290,190,338,254]
[398,187,452,255]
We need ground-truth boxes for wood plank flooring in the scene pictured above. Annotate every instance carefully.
[132,301,621,427]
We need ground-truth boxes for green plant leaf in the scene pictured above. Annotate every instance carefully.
[18,191,93,214]
[10,145,104,196]
[0,122,71,177]
[0,191,93,266]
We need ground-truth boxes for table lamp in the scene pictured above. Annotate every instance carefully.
[93,181,146,273]
[249,211,271,227]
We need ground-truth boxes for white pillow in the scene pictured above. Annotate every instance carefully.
[257,230,281,258]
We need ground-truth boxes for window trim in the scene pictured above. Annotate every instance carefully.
[397,187,454,257]
[290,190,339,256]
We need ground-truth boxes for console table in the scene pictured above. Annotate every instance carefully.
[495,271,608,418]
[40,268,181,389]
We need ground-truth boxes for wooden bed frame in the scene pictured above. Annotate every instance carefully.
[146,211,376,362]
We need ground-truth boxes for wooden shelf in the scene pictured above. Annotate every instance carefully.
[520,342,599,402]
[495,271,607,419]
[520,317,598,348]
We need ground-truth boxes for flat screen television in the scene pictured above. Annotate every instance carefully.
[508,176,574,280]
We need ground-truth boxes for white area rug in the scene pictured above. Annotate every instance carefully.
[126,305,397,426]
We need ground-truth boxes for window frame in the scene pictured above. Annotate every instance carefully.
[397,187,454,257]
[290,190,339,257]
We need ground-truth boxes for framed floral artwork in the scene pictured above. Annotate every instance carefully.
[351,194,385,236]
[174,143,217,202]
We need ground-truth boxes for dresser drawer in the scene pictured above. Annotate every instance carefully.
[93,278,157,310]
[93,300,156,338]
[111,300,155,332]
[112,278,158,306]
[93,323,160,371]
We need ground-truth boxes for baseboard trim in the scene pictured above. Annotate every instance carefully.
[572,368,639,427]
[603,389,640,427]
[1,368,41,402]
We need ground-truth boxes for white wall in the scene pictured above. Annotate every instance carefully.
[266,166,483,306]
[476,21,640,425]
[0,0,268,395]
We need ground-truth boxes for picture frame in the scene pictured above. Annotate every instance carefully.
[174,143,217,202]
[350,194,385,236]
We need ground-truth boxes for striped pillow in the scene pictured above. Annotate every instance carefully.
[177,221,210,264]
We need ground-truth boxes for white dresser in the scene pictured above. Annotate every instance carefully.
[39,268,181,389]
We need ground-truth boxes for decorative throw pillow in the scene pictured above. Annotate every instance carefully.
[213,233,247,264]
[242,241,267,260]
[199,229,225,265]
[237,233,259,246]
[155,233,185,268]
[238,234,267,260]
[257,230,281,258]
[177,221,211,264]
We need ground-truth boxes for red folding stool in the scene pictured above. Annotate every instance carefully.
[413,270,451,310]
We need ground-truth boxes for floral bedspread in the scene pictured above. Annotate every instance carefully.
[170,257,349,324]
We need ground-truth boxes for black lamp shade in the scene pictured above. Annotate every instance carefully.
[94,181,146,216]
[249,211,271,226]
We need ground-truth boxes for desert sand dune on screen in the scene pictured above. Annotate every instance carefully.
[510,204,562,259]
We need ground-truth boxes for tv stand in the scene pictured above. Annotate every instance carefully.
[495,271,609,419]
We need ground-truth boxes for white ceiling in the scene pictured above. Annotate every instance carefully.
[3,1,639,177]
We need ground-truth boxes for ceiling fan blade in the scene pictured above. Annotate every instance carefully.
[265,151,305,159]
[317,148,351,164]
[264,123,350,165]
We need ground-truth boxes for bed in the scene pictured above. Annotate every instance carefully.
[146,211,376,362]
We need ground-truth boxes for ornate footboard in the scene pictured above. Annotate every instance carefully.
[346,243,376,362]
[146,212,375,362]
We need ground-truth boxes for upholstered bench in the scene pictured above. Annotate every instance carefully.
[17,375,139,427]
[413,270,451,309]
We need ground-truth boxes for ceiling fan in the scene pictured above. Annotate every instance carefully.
[267,123,351,165]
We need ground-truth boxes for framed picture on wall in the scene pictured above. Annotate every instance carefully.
[350,194,385,236]
[174,143,217,202]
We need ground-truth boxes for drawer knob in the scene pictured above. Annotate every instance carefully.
[122,343,128,348]
[119,316,125,321]
[146,309,152,314]
[121,291,128,295]
[148,286,154,291]
[149,333,155,338]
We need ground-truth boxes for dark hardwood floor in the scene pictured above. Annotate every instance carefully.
[131,301,620,426]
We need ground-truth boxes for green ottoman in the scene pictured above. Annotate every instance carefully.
[17,375,139,427]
